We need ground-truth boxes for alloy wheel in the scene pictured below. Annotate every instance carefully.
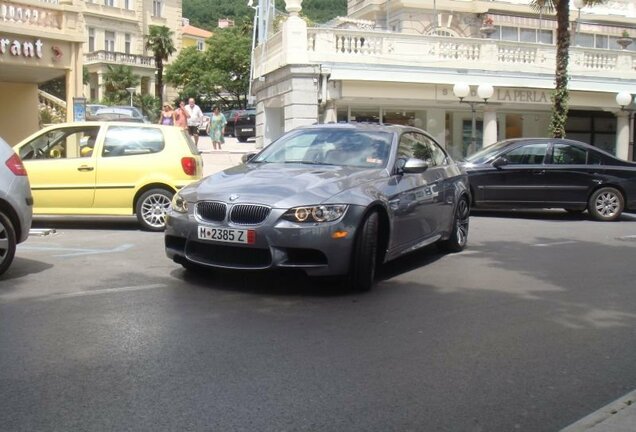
[594,191,620,218]
[141,193,172,229]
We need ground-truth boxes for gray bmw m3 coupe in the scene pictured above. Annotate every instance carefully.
[165,123,470,291]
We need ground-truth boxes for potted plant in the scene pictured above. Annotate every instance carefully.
[480,17,496,38]
[617,30,633,49]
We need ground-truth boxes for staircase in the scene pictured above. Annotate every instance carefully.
[38,90,67,125]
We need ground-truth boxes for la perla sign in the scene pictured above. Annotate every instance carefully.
[0,37,43,58]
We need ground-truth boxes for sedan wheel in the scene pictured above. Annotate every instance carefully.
[136,188,173,231]
[588,187,624,221]
[348,211,378,292]
[438,196,470,252]
[0,211,17,275]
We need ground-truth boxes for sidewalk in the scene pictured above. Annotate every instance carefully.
[196,136,259,177]
[560,390,636,431]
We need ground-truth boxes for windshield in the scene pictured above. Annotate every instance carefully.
[464,140,515,164]
[252,128,393,168]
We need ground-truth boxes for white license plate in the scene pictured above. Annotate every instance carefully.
[198,226,255,244]
[241,128,254,132]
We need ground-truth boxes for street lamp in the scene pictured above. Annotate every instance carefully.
[126,87,136,107]
[572,0,585,46]
[453,83,494,154]
[616,91,635,160]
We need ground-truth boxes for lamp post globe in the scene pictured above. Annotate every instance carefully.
[453,83,470,100]
[616,92,633,108]
[126,87,136,107]
[477,84,494,101]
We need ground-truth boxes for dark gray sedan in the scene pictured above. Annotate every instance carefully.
[165,124,469,291]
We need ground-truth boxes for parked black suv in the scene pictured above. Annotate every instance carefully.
[233,109,255,142]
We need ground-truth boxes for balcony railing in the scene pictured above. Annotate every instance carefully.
[85,50,155,68]
[253,27,636,81]
[0,0,63,29]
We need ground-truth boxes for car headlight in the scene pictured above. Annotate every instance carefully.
[171,192,188,213]
[282,205,348,223]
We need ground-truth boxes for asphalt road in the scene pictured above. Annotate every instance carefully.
[1,211,636,431]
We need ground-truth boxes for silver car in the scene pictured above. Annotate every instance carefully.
[165,124,470,291]
[0,137,33,275]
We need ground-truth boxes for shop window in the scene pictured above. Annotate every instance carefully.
[350,108,380,124]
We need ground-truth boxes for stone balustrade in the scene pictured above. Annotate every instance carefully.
[254,27,636,81]
[0,0,63,29]
[85,50,155,67]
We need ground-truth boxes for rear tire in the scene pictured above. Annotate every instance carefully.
[438,196,470,252]
[0,211,17,276]
[237,136,248,143]
[588,187,624,221]
[135,188,174,231]
[348,211,378,292]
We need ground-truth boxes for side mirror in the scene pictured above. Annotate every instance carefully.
[492,156,509,169]
[241,152,257,164]
[401,158,429,174]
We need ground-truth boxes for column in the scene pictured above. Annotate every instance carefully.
[483,106,498,147]
[615,111,630,160]
[65,42,84,122]
[96,72,104,102]
[323,100,337,123]
[426,109,446,147]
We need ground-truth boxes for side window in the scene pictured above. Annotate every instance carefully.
[397,133,417,159]
[19,127,100,160]
[102,126,165,157]
[504,143,548,165]
[587,150,605,165]
[399,133,446,167]
[411,133,446,167]
[551,143,587,165]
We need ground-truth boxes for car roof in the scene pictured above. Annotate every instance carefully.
[498,137,618,157]
[295,122,424,135]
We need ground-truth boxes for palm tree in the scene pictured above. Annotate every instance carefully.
[102,64,140,105]
[530,0,606,138]
[145,25,176,102]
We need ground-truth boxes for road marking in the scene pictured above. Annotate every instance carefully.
[533,241,577,247]
[28,228,57,236]
[18,243,134,257]
[37,283,167,301]
[617,235,636,242]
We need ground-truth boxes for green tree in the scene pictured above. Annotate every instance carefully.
[530,0,606,138]
[145,25,177,102]
[102,64,140,105]
[135,94,161,123]
[166,27,251,109]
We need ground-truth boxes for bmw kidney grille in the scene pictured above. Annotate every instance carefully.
[196,201,227,222]
[230,204,270,225]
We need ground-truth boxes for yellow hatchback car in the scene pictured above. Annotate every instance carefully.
[14,122,203,231]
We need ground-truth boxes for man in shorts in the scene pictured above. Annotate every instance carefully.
[185,98,203,146]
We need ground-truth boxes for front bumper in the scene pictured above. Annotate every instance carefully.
[165,204,366,277]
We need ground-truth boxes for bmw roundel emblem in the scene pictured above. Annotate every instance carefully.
[229,194,239,201]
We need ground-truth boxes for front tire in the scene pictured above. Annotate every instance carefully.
[348,211,379,292]
[588,187,624,221]
[237,136,248,143]
[0,211,17,276]
[135,188,174,231]
[438,196,470,252]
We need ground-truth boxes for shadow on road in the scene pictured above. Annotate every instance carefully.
[32,216,141,231]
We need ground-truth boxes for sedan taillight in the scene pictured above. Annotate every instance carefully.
[181,157,197,176]
[5,153,27,176]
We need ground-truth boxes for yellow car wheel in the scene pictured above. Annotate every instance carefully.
[135,188,173,231]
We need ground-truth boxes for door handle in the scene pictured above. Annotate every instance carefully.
[77,165,94,172]
[532,170,546,175]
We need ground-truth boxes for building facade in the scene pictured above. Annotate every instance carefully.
[0,0,84,144]
[83,0,182,103]
[252,0,636,161]
[181,17,212,52]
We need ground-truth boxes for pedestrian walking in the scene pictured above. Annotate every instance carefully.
[158,103,175,126]
[184,98,203,146]
[174,100,189,130]
[209,106,227,150]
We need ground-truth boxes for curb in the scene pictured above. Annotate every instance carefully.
[560,390,636,431]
